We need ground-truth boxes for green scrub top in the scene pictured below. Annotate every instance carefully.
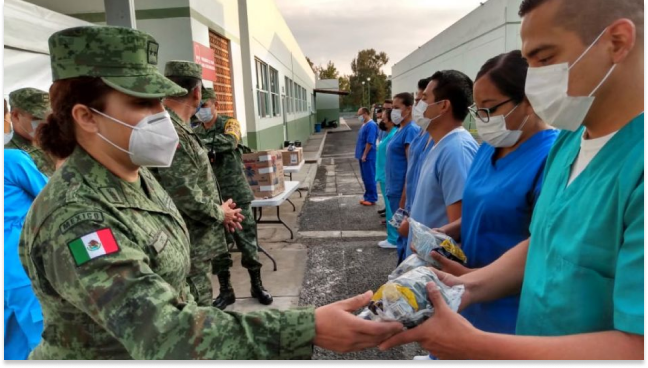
[517,113,644,337]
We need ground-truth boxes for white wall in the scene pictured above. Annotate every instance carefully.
[243,0,316,132]
[392,0,522,94]
[315,79,339,110]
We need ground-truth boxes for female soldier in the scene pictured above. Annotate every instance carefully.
[19,26,401,360]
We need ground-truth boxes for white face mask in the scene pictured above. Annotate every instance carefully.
[476,104,530,148]
[413,100,445,130]
[196,107,214,123]
[525,28,616,131]
[91,108,179,168]
[358,115,365,123]
[5,118,13,144]
[391,109,404,125]
[30,120,42,138]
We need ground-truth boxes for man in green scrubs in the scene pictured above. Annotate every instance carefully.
[378,0,643,359]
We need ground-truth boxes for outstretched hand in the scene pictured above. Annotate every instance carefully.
[314,291,404,353]
[378,282,479,360]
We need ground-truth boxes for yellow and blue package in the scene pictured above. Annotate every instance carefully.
[409,219,467,268]
[358,267,464,328]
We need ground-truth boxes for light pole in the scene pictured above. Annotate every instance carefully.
[362,81,366,107]
[367,77,371,106]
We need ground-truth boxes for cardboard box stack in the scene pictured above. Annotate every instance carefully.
[242,150,285,199]
[281,147,304,167]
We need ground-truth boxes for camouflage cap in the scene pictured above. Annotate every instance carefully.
[9,88,51,119]
[201,87,216,103]
[48,26,187,98]
[164,61,202,80]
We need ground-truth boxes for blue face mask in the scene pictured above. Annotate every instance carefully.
[196,107,214,123]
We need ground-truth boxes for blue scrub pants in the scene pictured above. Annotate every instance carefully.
[386,194,407,264]
[359,159,378,203]
[378,181,398,245]
[4,286,43,360]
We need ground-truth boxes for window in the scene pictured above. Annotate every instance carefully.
[255,58,271,118]
[270,67,280,116]
[284,76,291,113]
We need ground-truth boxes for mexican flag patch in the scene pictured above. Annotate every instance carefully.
[68,228,120,266]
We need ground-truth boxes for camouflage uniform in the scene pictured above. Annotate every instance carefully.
[6,88,56,176]
[149,60,229,306]
[194,88,273,307]
[19,25,315,360]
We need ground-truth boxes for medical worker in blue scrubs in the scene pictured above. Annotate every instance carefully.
[406,70,478,257]
[385,92,420,263]
[4,149,47,359]
[431,50,558,335]
[379,0,643,359]
[375,109,399,248]
[355,107,378,206]
[402,78,435,214]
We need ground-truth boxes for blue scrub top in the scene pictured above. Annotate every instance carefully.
[517,113,644,336]
[409,129,478,229]
[460,129,559,334]
[404,131,433,212]
[355,120,378,161]
[4,149,48,290]
[375,128,397,183]
[385,122,421,197]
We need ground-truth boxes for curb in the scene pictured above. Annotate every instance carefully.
[305,130,327,164]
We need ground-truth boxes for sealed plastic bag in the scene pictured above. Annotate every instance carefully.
[387,254,430,280]
[388,208,409,228]
[409,219,467,268]
[358,267,464,328]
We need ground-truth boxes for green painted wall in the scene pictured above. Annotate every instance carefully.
[246,114,314,150]
[286,114,313,145]
[316,108,340,125]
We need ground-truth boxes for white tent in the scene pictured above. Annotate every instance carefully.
[3,0,92,99]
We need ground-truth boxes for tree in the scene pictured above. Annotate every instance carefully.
[342,49,390,110]
[318,60,339,80]
[305,56,317,74]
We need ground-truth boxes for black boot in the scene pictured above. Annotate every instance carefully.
[249,269,273,305]
[212,271,236,310]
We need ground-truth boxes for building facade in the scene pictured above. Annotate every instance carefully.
[21,0,317,149]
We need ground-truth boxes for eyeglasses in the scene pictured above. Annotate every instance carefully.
[469,98,513,123]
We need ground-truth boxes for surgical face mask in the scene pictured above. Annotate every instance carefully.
[358,115,365,123]
[4,119,13,145]
[476,104,530,148]
[413,100,444,130]
[91,108,179,167]
[525,28,616,131]
[196,107,214,123]
[30,120,42,138]
[391,109,404,125]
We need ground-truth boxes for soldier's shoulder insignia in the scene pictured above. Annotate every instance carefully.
[67,228,120,266]
[59,211,104,234]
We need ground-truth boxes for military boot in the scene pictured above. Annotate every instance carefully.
[212,271,236,310]
[249,269,273,305]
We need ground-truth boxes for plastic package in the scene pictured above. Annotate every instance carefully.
[387,254,430,280]
[388,208,409,228]
[409,219,467,268]
[358,267,464,328]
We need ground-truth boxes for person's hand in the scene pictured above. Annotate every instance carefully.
[431,252,473,276]
[429,267,472,311]
[398,218,409,237]
[221,199,243,231]
[378,282,481,359]
[362,155,367,162]
[314,291,404,353]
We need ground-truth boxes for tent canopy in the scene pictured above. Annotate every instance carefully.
[4,0,92,98]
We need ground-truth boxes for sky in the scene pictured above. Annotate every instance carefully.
[274,0,486,77]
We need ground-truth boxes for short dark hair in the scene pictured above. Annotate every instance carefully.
[393,92,414,107]
[383,108,393,123]
[430,70,473,121]
[417,77,432,91]
[519,0,644,43]
[360,107,370,115]
[383,99,393,105]
[476,50,528,104]
[166,76,202,99]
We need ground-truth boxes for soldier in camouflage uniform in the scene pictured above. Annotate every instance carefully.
[194,87,273,309]
[19,25,402,359]
[149,60,243,307]
[6,88,56,176]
